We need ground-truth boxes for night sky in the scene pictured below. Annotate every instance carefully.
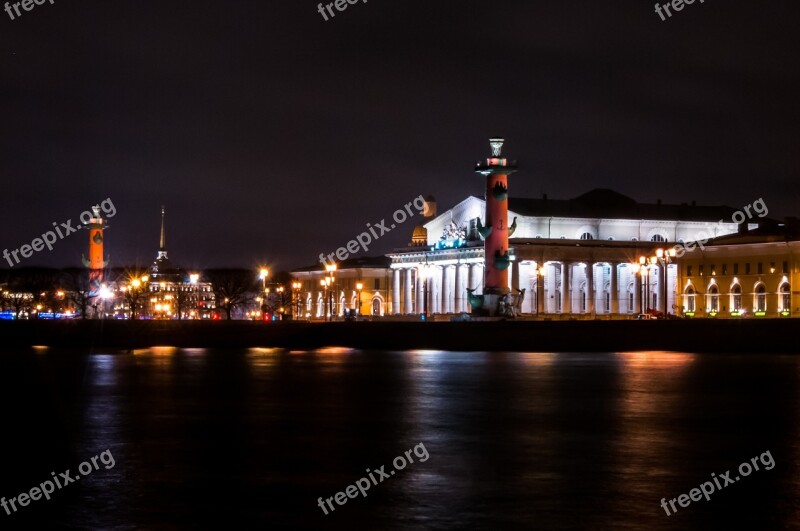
[2,1,799,271]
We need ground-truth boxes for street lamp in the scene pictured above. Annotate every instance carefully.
[656,248,676,316]
[355,282,363,315]
[276,286,284,319]
[292,281,302,320]
[638,255,659,315]
[419,264,434,320]
[533,263,544,316]
[320,278,329,320]
[259,268,269,299]
[325,264,336,321]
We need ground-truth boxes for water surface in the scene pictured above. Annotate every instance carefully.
[1,348,798,530]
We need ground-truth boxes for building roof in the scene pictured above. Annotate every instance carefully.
[703,219,800,246]
[506,189,739,222]
[292,255,392,273]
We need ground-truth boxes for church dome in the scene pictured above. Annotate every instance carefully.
[411,225,428,246]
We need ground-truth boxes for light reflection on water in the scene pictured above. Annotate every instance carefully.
[5,349,798,530]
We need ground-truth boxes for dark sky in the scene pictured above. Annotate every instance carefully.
[2,1,799,271]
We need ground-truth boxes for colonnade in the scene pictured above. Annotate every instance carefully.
[388,260,678,316]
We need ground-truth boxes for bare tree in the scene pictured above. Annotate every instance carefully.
[61,268,97,319]
[112,269,150,319]
[205,269,257,320]
[173,284,194,320]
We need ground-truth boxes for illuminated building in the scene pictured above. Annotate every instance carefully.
[140,206,215,319]
[291,257,391,319]
[388,138,750,318]
[677,220,799,318]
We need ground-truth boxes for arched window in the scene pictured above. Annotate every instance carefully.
[731,284,742,311]
[686,287,696,312]
[755,284,767,312]
[651,234,667,243]
[372,298,382,316]
[780,283,791,311]
[708,285,719,312]
[580,232,594,240]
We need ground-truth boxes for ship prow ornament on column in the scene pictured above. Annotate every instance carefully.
[81,205,110,296]
[470,137,525,318]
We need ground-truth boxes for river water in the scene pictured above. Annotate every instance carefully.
[1,348,798,530]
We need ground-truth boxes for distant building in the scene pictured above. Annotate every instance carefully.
[291,256,392,319]
[111,206,215,319]
[676,220,799,318]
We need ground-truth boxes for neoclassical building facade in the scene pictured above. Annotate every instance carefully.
[388,190,747,317]
[677,223,799,318]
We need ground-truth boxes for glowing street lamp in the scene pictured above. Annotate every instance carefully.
[355,281,363,315]
[656,248,677,316]
[320,279,328,320]
[324,264,337,321]
[292,281,302,319]
[259,268,269,296]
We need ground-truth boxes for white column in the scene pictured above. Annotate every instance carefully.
[431,267,440,314]
[510,260,520,292]
[668,264,677,314]
[562,263,571,315]
[454,264,463,313]
[519,263,531,313]
[416,269,424,314]
[610,263,619,314]
[404,269,413,314]
[634,268,642,314]
[587,263,594,315]
[441,266,452,313]
[475,264,484,292]
[468,264,476,289]
[392,269,401,315]
[537,266,545,315]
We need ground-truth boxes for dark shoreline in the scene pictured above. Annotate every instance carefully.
[2,319,799,353]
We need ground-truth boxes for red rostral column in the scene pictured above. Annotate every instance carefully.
[475,137,517,296]
[81,205,108,296]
